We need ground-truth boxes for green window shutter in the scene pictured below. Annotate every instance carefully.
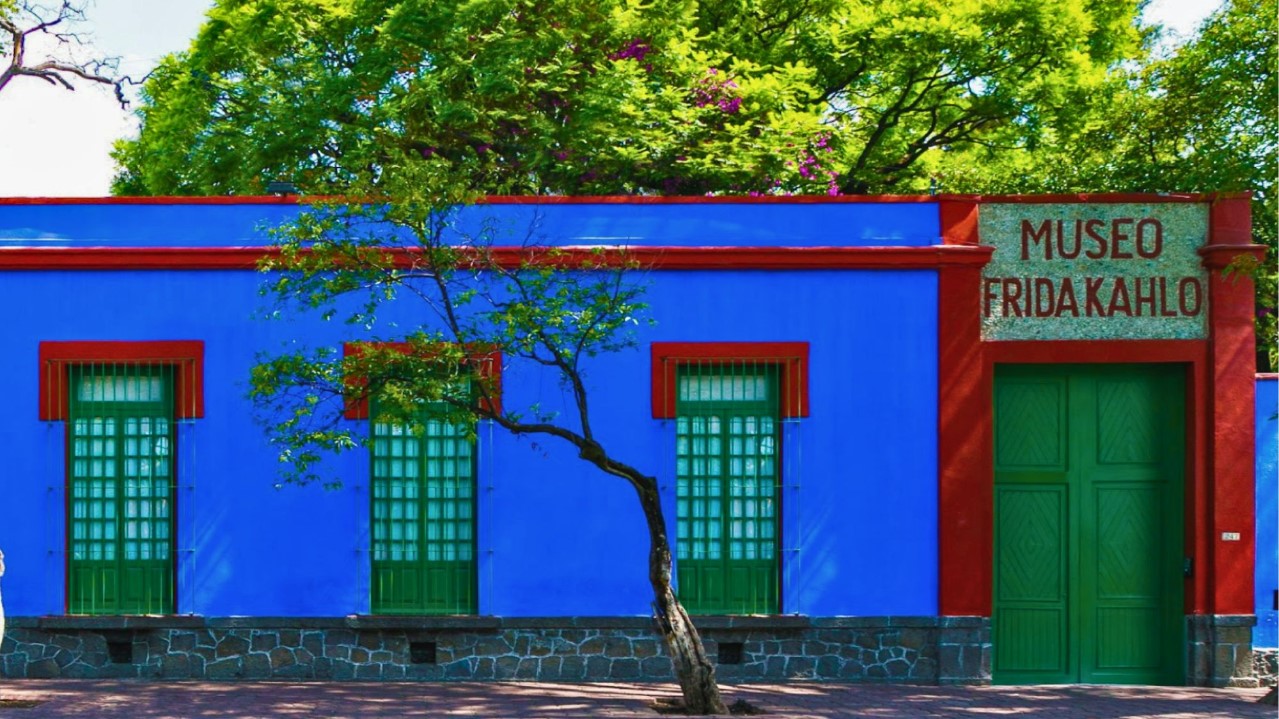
[370,402,476,614]
[67,365,175,615]
[675,366,780,614]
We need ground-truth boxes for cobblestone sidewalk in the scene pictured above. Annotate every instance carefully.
[0,680,1271,718]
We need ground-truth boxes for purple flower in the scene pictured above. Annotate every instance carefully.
[610,38,651,63]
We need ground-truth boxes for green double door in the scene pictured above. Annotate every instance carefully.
[993,364,1184,685]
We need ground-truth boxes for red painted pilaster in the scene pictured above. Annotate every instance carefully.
[1200,197,1265,615]
[937,199,995,616]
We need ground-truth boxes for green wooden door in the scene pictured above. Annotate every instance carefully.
[370,411,476,615]
[993,364,1184,685]
[675,367,780,614]
[67,366,176,615]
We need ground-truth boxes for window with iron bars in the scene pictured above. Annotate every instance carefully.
[67,365,176,615]
[369,397,476,615]
[675,364,780,614]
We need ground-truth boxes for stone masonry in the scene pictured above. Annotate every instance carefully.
[1187,615,1259,687]
[0,616,991,684]
[1254,648,1277,687]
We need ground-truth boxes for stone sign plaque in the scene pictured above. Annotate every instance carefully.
[979,202,1209,341]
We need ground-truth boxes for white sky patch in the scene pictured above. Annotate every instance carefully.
[0,0,1226,198]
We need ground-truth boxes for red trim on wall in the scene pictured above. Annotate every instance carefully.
[0,245,993,271]
[38,341,205,420]
[934,192,1250,204]
[937,198,1259,618]
[1200,244,1267,270]
[480,195,939,205]
[0,194,939,206]
[0,196,305,206]
[937,263,991,616]
[1202,220,1260,614]
[0,192,1238,206]
[341,342,502,420]
[982,340,1208,365]
[977,341,1211,617]
[1209,196,1255,246]
[0,247,272,270]
[650,342,809,419]
[938,200,980,245]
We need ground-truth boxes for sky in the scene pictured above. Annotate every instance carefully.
[0,0,1226,198]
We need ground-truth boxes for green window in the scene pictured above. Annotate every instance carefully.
[370,402,476,614]
[675,366,780,614]
[67,366,175,615]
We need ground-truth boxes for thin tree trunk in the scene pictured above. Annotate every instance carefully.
[634,479,728,715]
[0,549,6,660]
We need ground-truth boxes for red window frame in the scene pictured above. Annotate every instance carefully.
[38,340,205,421]
[650,342,810,419]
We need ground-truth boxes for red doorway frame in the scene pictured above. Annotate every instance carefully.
[936,196,1262,619]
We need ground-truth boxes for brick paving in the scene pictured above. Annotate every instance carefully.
[0,680,1271,718]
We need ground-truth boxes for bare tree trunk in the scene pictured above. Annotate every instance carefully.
[634,479,728,715]
[0,549,6,661]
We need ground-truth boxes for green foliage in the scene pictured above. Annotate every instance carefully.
[248,177,651,486]
[932,0,1277,370]
[113,0,1141,197]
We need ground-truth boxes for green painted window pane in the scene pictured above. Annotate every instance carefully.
[67,365,175,615]
[675,366,780,614]
[370,400,477,615]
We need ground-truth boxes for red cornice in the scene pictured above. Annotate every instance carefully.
[480,195,939,204]
[0,245,994,271]
[0,192,1242,206]
[1199,244,1267,270]
[933,191,1251,204]
[0,196,304,206]
[0,194,932,206]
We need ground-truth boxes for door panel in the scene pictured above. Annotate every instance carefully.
[994,485,1070,679]
[993,364,1184,685]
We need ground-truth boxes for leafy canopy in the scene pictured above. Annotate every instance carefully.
[113,0,1144,196]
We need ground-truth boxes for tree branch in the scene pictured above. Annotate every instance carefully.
[0,0,128,107]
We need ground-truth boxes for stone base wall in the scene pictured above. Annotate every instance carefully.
[1187,614,1259,688]
[0,615,991,684]
[1254,648,1277,687]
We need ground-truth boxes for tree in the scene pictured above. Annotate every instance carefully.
[930,0,1277,369]
[249,177,731,712]
[111,0,1144,197]
[0,0,128,104]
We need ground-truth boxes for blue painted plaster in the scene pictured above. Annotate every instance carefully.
[0,201,938,618]
[1256,377,1277,648]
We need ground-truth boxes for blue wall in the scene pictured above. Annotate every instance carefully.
[0,201,939,618]
[1257,377,1277,648]
[0,201,938,248]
